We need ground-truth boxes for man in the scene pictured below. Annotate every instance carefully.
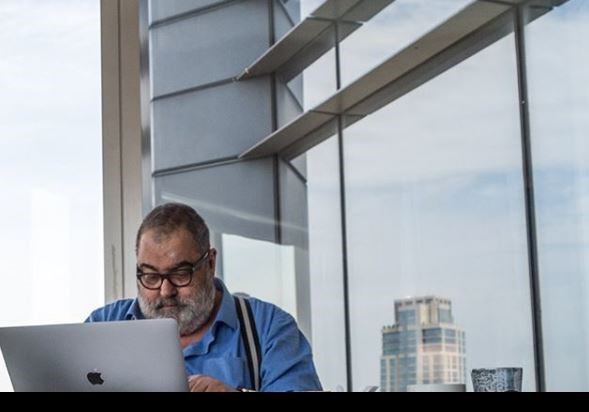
[86,203,322,392]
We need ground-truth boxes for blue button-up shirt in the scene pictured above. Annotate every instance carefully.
[86,278,322,392]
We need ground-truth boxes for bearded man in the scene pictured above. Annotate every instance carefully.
[86,203,322,392]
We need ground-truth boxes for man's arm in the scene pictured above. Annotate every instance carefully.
[257,307,322,392]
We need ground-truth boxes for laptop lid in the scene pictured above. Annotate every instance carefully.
[0,318,188,392]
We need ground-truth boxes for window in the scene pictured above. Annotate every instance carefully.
[524,0,589,391]
[0,0,103,391]
[439,308,453,324]
[398,310,417,326]
[221,234,297,318]
[307,136,348,391]
[423,329,443,345]
[339,0,473,86]
[141,0,587,392]
[344,20,536,391]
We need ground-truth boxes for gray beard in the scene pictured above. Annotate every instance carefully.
[138,278,216,336]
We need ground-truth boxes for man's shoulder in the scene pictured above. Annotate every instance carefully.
[86,298,138,322]
[242,296,297,331]
[243,296,282,316]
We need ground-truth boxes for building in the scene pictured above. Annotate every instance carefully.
[381,297,466,392]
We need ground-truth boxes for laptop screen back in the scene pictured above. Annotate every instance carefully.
[0,318,188,392]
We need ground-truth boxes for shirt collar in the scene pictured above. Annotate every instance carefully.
[211,277,239,330]
[125,299,144,320]
[124,277,238,330]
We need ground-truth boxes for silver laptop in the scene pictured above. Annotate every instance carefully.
[0,318,188,392]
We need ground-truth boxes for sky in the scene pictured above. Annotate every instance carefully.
[0,0,103,391]
[0,0,586,393]
[301,0,589,392]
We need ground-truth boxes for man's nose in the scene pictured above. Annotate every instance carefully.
[159,278,178,298]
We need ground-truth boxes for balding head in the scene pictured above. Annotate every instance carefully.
[136,203,210,254]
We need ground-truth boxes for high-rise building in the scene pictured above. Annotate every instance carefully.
[381,296,466,392]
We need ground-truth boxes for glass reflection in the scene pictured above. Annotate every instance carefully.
[525,0,589,392]
[307,136,348,391]
[340,0,474,86]
[342,30,536,391]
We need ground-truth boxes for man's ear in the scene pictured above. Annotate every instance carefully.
[209,248,218,270]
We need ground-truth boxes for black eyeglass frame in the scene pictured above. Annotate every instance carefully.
[136,249,211,290]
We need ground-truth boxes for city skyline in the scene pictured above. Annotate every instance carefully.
[381,296,466,392]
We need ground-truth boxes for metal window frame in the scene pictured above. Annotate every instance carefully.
[513,2,546,393]
[101,0,145,302]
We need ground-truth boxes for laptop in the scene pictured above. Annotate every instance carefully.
[0,318,189,392]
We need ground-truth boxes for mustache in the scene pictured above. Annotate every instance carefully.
[154,297,187,310]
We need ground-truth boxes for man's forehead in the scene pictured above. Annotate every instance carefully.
[137,247,197,272]
[141,227,193,244]
[138,228,199,257]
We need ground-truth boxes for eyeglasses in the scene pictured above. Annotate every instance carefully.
[136,249,211,290]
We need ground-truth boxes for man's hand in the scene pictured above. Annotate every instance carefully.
[187,374,238,392]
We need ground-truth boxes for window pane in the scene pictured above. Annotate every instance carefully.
[221,234,298,319]
[343,28,537,391]
[307,135,348,391]
[276,0,324,28]
[0,0,103,391]
[524,0,589,392]
[297,48,337,110]
[340,0,474,87]
[300,0,326,20]
[279,0,337,113]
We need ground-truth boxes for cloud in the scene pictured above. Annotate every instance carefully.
[0,0,101,143]
[306,0,589,390]
[0,0,102,192]
[0,0,104,354]
[339,0,473,85]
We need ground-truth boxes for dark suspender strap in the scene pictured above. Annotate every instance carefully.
[234,295,261,391]
[244,297,262,374]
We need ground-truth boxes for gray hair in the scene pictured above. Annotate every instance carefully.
[135,203,210,254]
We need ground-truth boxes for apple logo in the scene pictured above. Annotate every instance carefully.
[87,370,105,386]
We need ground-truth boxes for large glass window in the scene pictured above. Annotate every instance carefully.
[339,0,473,87]
[343,25,537,391]
[221,234,297,318]
[276,1,345,390]
[524,0,589,391]
[306,135,348,391]
[0,0,103,391]
[279,0,338,113]
[143,0,588,392]
[295,49,337,110]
